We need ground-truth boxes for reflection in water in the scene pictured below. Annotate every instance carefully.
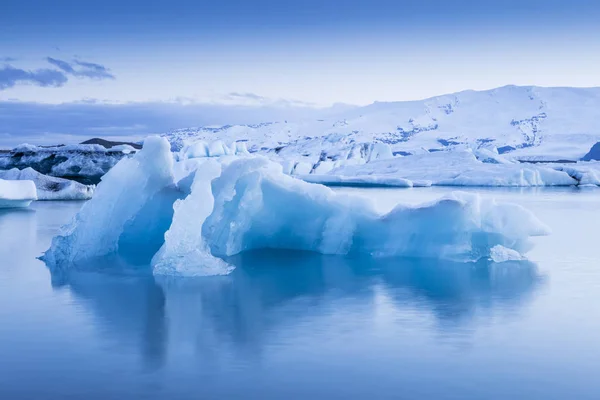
[0,209,37,264]
[47,250,543,370]
[51,271,168,371]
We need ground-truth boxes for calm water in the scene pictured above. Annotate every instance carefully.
[0,187,599,399]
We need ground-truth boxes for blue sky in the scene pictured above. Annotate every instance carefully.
[1,0,600,145]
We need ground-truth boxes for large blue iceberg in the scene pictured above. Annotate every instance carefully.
[43,137,550,276]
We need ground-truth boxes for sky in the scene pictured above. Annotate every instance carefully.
[1,0,600,145]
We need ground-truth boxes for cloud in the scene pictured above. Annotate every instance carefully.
[0,57,115,91]
[224,92,317,107]
[0,100,354,147]
[227,92,266,101]
[0,66,68,90]
[46,57,115,80]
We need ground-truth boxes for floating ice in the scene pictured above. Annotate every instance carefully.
[490,245,526,263]
[42,137,182,268]
[0,143,133,185]
[152,159,233,277]
[301,174,414,188]
[180,140,249,159]
[0,178,37,208]
[309,151,578,187]
[473,148,515,165]
[43,137,550,276]
[0,168,94,200]
[553,163,600,186]
[203,157,549,262]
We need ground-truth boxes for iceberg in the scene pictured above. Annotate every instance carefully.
[489,245,526,263]
[152,159,233,277]
[0,168,94,200]
[202,157,549,261]
[42,137,183,268]
[0,143,133,185]
[43,137,550,276]
[0,178,37,208]
[301,174,414,188]
[305,151,578,187]
[553,162,600,186]
[180,139,249,159]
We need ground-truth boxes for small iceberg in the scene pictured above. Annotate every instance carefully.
[0,168,94,200]
[0,179,37,208]
[42,137,550,276]
[304,151,578,188]
[489,245,526,263]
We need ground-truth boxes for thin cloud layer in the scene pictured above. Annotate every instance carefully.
[0,100,351,147]
[224,92,317,107]
[47,57,115,80]
[0,65,68,90]
[0,57,115,91]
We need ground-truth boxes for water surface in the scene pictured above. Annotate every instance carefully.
[0,188,599,399]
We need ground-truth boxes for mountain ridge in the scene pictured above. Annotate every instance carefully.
[163,85,600,162]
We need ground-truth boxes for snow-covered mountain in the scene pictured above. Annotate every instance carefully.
[164,85,600,163]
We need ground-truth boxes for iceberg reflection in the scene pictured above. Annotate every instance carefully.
[48,251,543,369]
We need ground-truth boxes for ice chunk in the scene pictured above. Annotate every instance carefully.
[110,144,136,154]
[474,148,515,165]
[234,141,250,155]
[292,161,313,175]
[277,142,393,178]
[42,136,180,268]
[0,143,129,185]
[203,157,549,261]
[208,140,233,157]
[0,168,94,200]
[490,245,526,263]
[312,160,336,174]
[152,159,233,277]
[181,139,250,159]
[0,178,37,208]
[301,174,413,187]
[367,142,393,162]
[554,163,600,186]
[326,151,577,187]
[181,141,209,159]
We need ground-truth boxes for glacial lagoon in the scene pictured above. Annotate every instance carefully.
[1,187,599,399]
